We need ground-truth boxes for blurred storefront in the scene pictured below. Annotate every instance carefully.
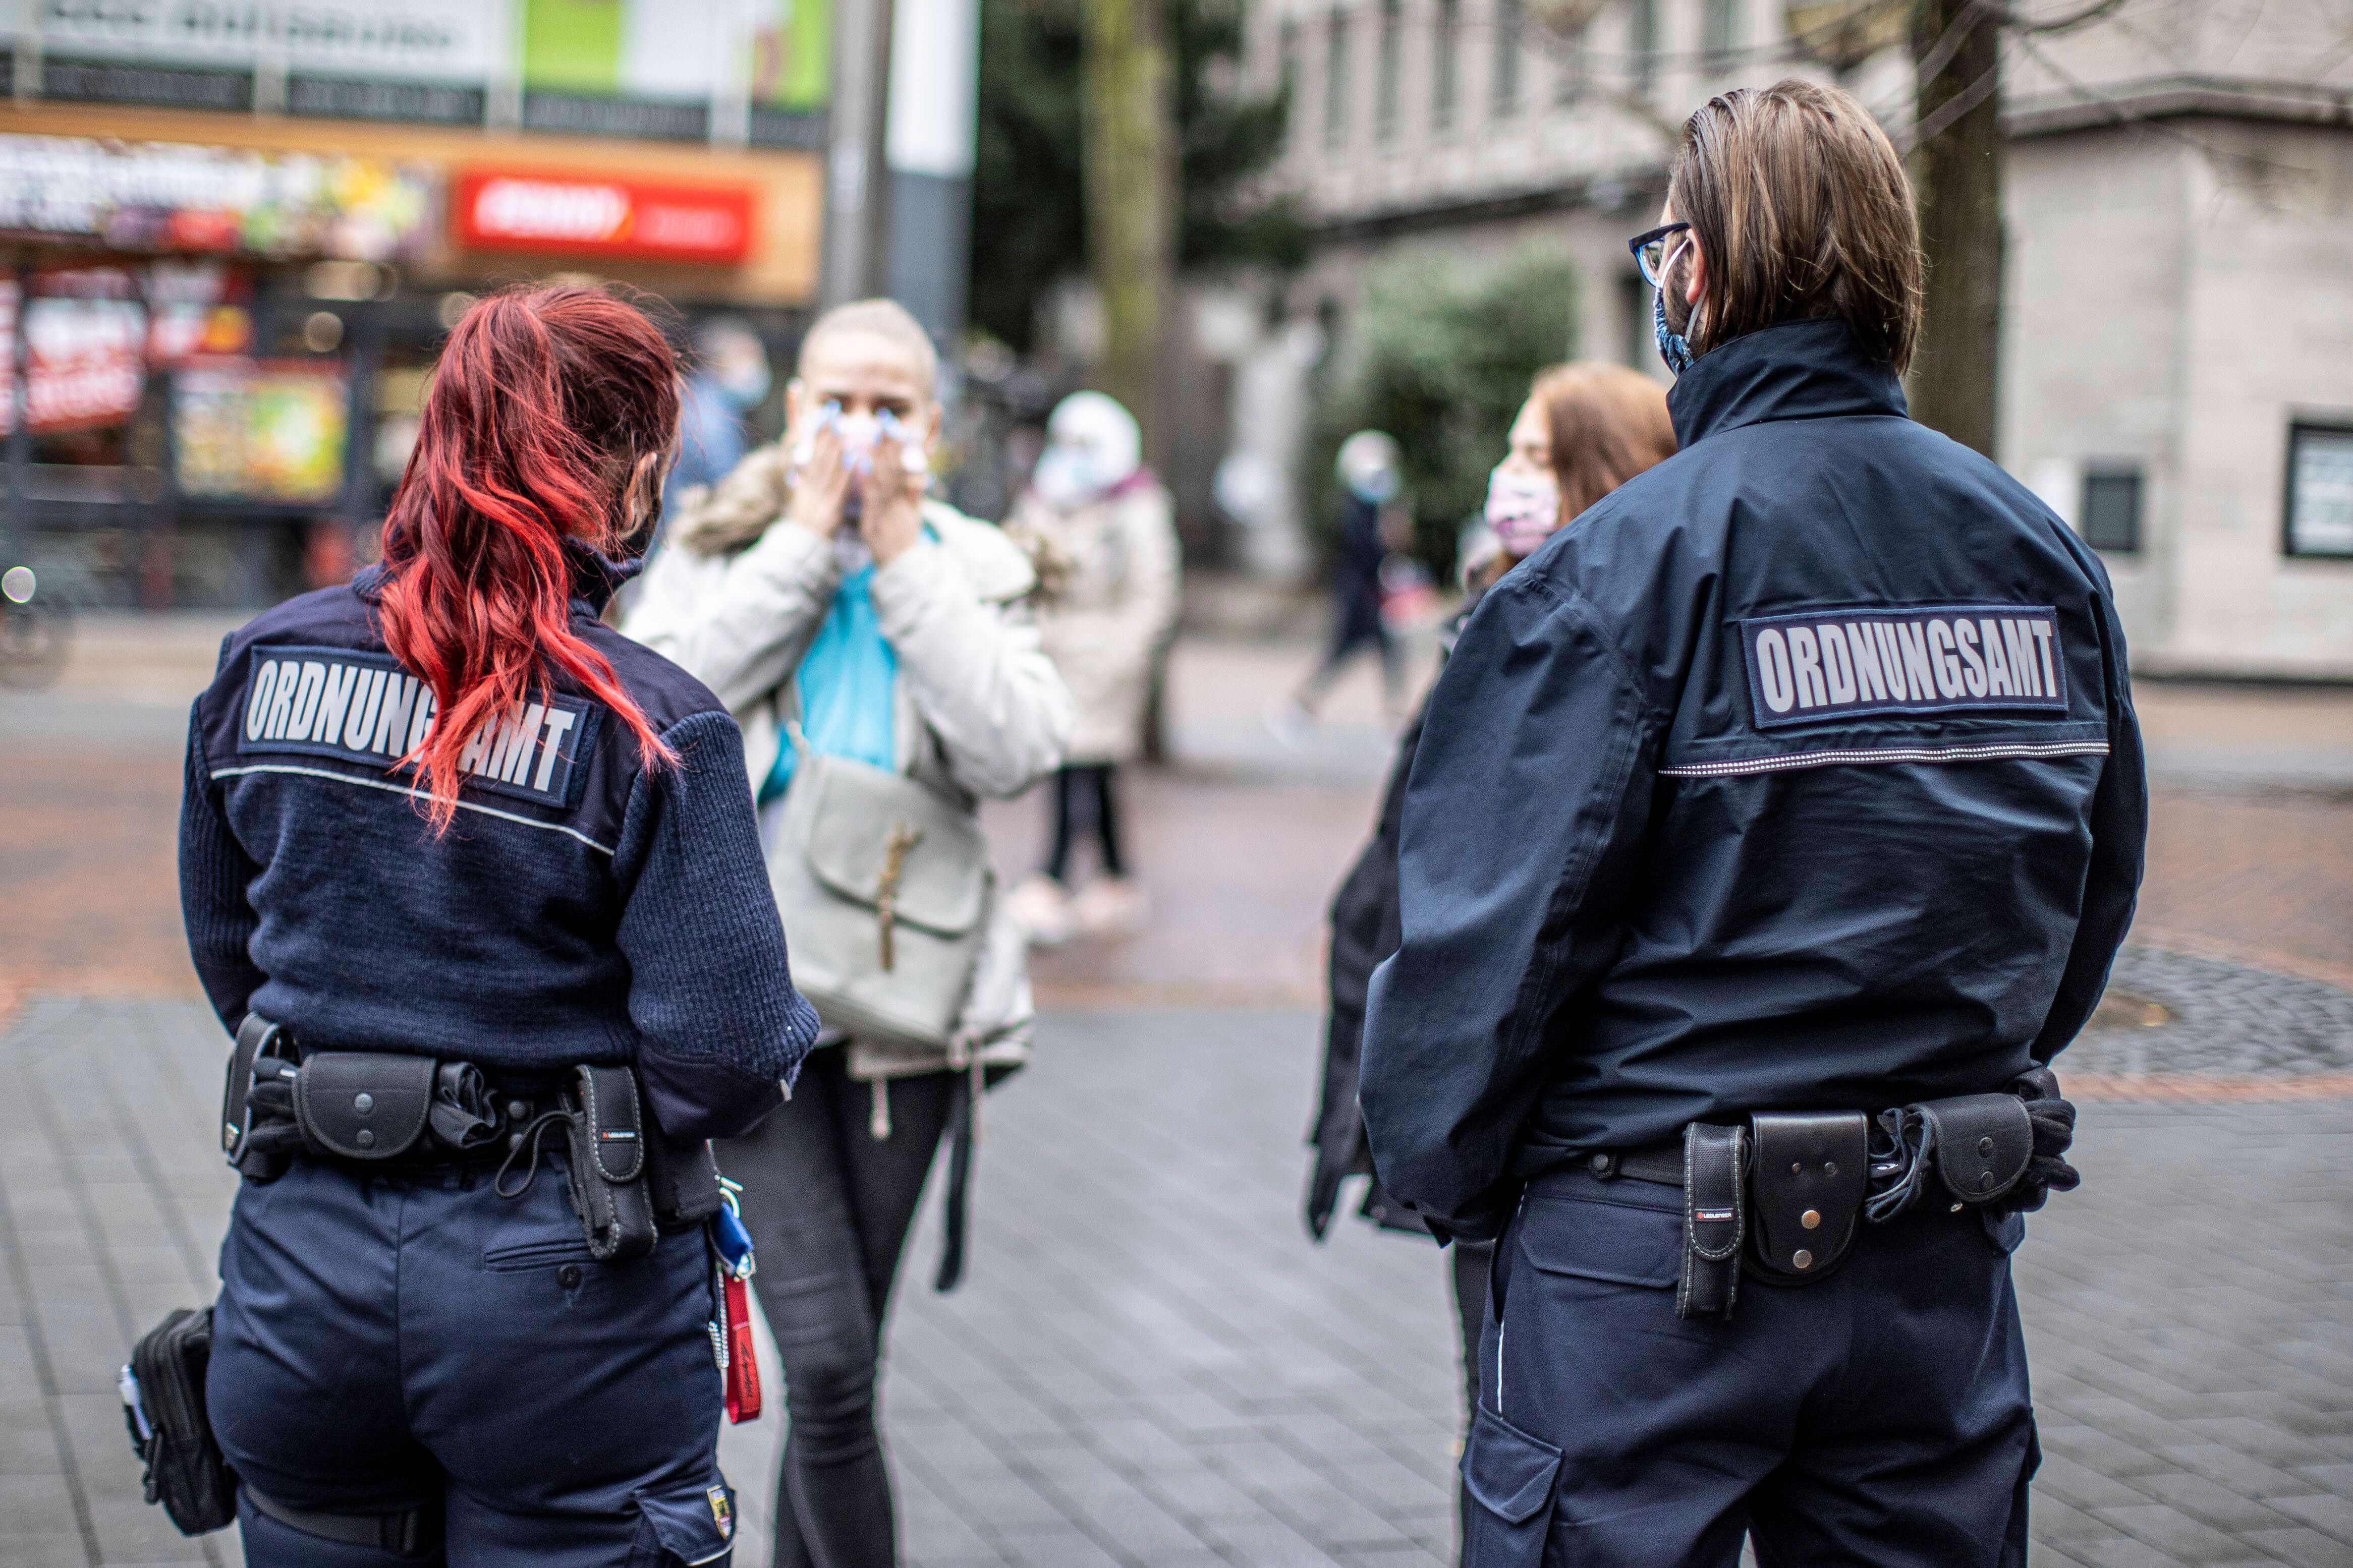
[0,1,829,608]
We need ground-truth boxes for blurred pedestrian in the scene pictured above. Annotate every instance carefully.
[1363,80,2136,1566]
[1002,390,1181,945]
[184,285,815,1563]
[666,317,773,517]
[1276,430,1409,732]
[627,297,1072,1568]
[1306,362,1674,1556]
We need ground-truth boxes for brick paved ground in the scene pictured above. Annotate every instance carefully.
[4,617,2353,1567]
[4,998,2350,1568]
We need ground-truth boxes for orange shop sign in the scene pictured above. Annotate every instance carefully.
[453,170,756,264]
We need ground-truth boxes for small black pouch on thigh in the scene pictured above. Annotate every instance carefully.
[124,1307,238,1536]
[562,1065,658,1261]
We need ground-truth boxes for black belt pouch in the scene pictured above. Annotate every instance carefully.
[1677,1123,1747,1321]
[645,1125,724,1233]
[126,1307,238,1536]
[293,1053,434,1162]
[1746,1112,1868,1284]
[1920,1093,2034,1206]
[563,1065,658,1262]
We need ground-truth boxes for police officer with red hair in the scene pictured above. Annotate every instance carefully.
[177,285,816,1564]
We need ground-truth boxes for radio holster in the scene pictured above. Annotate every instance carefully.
[554,1065,724,1263]
[561,1065,657,1262]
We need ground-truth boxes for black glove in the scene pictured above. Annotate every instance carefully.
[239,1056,306,1158]
[2005,1066,2080,1213]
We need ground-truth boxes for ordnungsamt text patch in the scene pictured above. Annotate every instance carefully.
[1739,606,2066,729]
[234,644,600,809]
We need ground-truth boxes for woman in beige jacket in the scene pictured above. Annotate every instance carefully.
[1002,391,1181,943]
[625,299,1071,1568]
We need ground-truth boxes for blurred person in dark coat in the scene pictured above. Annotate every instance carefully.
[1306,364,1675,1555]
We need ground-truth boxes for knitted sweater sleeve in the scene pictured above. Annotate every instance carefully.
[612,709,818,1141]
[177,705,266,1034]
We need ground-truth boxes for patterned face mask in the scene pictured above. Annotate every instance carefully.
[1654,286,1697,377]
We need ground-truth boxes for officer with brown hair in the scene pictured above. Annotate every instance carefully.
[1361,81,2143,1568]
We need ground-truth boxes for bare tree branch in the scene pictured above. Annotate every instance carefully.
[2000,0,2132,36]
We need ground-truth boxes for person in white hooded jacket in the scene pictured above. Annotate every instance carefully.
[1002,391,1181,943]
[625,299,1072,1568]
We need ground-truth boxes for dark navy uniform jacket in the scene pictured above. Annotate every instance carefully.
[179,544,819,1143]
[1360,318,2147,1241]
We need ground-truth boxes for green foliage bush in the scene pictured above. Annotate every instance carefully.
[1307,247,1579,578]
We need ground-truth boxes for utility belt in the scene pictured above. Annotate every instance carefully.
[1576,1068,2079,1322]
[125,1014,766,1546]
[220,1013,723,1262]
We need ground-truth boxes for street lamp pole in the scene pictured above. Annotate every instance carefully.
[824,0,898,307]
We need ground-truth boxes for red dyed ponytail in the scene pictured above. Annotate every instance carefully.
[376,285,680,830]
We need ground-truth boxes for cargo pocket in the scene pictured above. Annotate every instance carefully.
[1519,1193,1682,1289]
[1461,1403,1562,1565]
[628,1477,737,1567]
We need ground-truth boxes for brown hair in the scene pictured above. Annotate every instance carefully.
[1532,362,1677,518]
[1665,79,1923,372]
[1470,362,1677,592]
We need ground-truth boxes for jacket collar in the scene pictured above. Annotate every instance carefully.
[1666,317,1908,449]
[353,536,642,616]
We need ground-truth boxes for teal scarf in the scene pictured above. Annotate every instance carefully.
[760,557,899,803]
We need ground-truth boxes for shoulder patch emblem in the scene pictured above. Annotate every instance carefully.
[235,644,602,809]
[1740,606,2066,728]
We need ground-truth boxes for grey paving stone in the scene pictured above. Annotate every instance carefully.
[10,999,2353,1568]
[2094,1501,2276,1563]
[2234,1527,2353,1568]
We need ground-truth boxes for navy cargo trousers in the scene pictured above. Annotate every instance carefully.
[1462,1167,2036,1568]
[207,1156,737,1566]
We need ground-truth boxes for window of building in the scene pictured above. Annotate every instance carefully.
[2285,423,2353,557]
[1377,0,1403,143]
[1494,0,1524,119]
[1434,0,1462,132]
[1630,0,1659,92]
[1325,9,1351,151]
[1553,34,1589,106]
[2079,466,2142,553]
[1702,0,1743,64]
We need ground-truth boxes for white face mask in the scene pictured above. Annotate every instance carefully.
[792,401,929,516]
[1030,442,1118,510]
[1484,467,1562,556]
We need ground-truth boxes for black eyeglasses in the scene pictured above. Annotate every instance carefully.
[1629,222,1693,288]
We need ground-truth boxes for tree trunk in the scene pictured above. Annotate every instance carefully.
[1080,0,1176,452]
[1908,0,2004,457]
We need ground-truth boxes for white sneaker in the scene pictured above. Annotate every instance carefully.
[1006,875,1075,947]
[1070,876,1151,939]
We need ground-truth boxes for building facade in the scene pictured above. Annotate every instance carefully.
[1243,0,2353,678]
[0,2,832,608]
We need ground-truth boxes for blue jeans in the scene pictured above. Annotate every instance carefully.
[1463,1167,2037,1568]
[208,1155,735,1566]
